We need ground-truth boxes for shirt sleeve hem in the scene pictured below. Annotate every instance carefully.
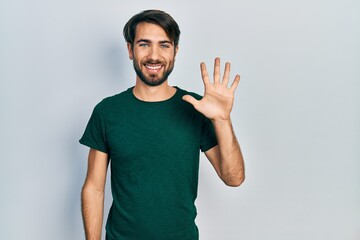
[200,141,218,152]
[79,139,108,154]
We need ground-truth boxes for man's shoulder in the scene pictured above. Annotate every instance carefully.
[95,87,133,109]
[95,88,132,112]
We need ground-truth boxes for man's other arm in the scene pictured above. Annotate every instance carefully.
[81,149,109,240]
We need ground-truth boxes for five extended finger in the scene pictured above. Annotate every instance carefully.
[222,62,231,87]
[200,62,210,85]
[202,58,241,90]
[182,95,199,108]
[230,74,241,92]
[213,57,221,84]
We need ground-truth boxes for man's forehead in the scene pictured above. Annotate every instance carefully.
[134,22,172,42]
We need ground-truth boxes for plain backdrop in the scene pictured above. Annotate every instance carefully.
[1,0,359,239]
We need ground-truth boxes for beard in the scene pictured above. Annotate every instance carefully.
[132,58,175,87]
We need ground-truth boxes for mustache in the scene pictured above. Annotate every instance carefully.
[143,60,164,65]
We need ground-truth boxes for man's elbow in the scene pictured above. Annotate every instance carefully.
[223,173,245,187]
[81,181,105,198]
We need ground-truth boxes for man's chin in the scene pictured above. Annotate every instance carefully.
[134,64,173,87]
[140,76,167,87]
[144,80,167,87]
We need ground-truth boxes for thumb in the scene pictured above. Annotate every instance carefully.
[182,95,199,107]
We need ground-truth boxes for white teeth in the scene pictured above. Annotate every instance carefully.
[145,65,162,70]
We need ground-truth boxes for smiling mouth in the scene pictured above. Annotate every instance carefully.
[145,64,162,70]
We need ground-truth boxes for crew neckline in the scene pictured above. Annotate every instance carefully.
[129,86,180,104]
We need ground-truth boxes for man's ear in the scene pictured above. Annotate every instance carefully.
[173,46,179,61]
[175,46,179,57]
[127,43,133,60]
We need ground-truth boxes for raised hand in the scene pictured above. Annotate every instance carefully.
[182,57,240,121]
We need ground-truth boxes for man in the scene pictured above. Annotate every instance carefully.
[80,9,245,240]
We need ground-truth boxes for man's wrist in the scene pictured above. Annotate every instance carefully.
[211,117,232,126]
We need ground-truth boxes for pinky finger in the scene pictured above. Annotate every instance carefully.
[230,74,241,92]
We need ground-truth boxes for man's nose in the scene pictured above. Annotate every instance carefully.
[148,46,160,60]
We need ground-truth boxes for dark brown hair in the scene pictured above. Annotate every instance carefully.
[123,9,181,48]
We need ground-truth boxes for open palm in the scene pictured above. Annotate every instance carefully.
[183,58,240,121]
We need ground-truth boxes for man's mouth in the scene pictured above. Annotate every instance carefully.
[145,64,162,70]
[144,64,163,75]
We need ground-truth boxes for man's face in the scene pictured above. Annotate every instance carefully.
[127,22,178,86]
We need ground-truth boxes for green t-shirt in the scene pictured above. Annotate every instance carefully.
[80,86,217,240]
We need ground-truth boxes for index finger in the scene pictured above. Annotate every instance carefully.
[200,62,210,85]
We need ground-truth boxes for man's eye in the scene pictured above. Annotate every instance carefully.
[161,44,170,48]
[139,43,149,47]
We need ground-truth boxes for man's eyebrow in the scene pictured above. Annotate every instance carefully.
[136,39,151,43]
[159,40,173,45]
[135,39,173,45]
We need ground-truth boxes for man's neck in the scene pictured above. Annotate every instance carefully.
[133,79,177,102]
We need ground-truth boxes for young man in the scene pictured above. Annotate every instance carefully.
[80,9,245,240]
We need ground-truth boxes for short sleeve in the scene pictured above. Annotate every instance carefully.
[200,117,218,152]
[79,103,108,153]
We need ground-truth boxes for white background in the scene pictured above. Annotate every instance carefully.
[1,0,359,239]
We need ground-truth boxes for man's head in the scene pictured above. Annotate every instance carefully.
[123,9,180,50]
[123,10,181,86]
